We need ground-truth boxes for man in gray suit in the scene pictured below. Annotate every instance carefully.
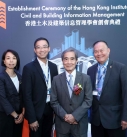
[50,49,92,137]
[87,41,127,137]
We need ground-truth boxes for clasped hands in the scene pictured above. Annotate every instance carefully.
[121,121,127,130]
[64,114,78,125]
[30,121,39,132]
[15,113,24,124]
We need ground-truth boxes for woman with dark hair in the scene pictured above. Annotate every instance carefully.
[0,49,24,137]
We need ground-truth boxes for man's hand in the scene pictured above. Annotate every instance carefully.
[64,114,76,124]
[30,121,39,132]
[73,121,78,124]
[64,114,69,122]
[121,121,127,130]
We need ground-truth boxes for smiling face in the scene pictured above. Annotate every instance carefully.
[34,40,50,61]
[93,42,110,64]
[62,51,77,74]
[4,52,17,69]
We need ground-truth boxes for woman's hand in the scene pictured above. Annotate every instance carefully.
[15,113,24,124]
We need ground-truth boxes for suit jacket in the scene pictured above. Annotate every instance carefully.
[0,70,22,115]
[50,71,92,134]
[87,60,127,129]
[22,59,58,124]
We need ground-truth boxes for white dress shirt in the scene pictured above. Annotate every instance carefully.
[37,58,51,102]
[65,69,76,86]
[11,75,19,92]
[65,69,76,97]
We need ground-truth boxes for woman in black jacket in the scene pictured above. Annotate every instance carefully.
[0,49,25,137]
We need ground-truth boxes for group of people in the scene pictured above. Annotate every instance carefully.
[0,37,127,137]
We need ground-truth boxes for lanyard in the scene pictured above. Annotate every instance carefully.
[43,67,50,87]
[96,59,108,85]
[96,66,107,85]
[66,79,73,91]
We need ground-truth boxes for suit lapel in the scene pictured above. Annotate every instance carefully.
[90,64,99,102]
[60,72,71,101]
[33,59,46,86]
[92,64,98,90]
[48,61,53,82]
[101,60,113,96]
[71,71,82,99]
[74,71,82,86]
[3,71,19,94]
[15,72,22,94]
[15,71,22,83]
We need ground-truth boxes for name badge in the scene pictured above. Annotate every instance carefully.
[46,94,50,103]
[93,90,98,96]
[46,89,51,103]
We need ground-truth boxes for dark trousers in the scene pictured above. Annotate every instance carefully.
[0,111,23,137]
[56,132,86,137]
[91,123,126,137]
[30,102,53,137]
[13,120,23,137]
[56,132,76,137]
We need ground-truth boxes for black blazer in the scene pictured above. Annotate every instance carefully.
[0,70,22,115]
[22,59,58,124]
[87,60,127,129]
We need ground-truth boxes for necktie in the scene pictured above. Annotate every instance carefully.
[97,66,104,99]
[68,74,73,97]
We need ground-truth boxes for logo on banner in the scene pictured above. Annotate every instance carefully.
[0,1,6,29]
[32,29,96,74]
[49,29,96,74]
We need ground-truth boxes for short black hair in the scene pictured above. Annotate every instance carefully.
[61,48,78,60]
[34,37,50,48]
[93,40,108,48]
[1,49,20,70]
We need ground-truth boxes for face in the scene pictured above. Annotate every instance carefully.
[4,52,17,69]
[94,42,110,64]
[62,51,77,74]
[34,40,50,60]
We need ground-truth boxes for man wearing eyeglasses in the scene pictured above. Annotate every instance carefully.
[22,37,58,137]
[87,40,127,137]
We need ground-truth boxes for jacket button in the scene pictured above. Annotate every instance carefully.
[70,104,72,106]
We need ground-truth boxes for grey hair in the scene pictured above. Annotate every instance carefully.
[61,48,78,60]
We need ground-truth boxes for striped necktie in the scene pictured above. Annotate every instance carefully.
[68,74,73,97]
[97,66,105,99]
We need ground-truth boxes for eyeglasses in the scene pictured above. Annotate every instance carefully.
[35,45,49,50]
[94,50,104,54]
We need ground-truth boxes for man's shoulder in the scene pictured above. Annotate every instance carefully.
[25,61,34,66]
[53,72,64,79]
[112,60,126,67]
[48,60,57,67]
[23,61,35,70]
[76,71,90,79]
[88,63,98,71]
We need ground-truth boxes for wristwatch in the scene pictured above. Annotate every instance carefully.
[14,115,19,120]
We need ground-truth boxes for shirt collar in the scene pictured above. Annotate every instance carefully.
[98,58,109,69]
[37,57,48,67]
[65,69,76,79]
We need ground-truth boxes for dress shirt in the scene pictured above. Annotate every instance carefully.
[65,69,76,86]
[37,58,51,90]
[11,75,19,92]
[96,59,109,89]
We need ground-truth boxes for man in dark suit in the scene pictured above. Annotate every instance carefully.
[50,49,92,137]
[87,40,127,137]
[22,37,58,137]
